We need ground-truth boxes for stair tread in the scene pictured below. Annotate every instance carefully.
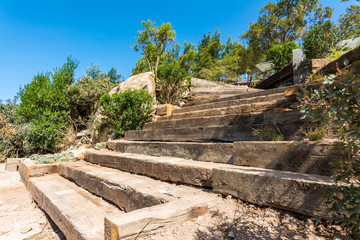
[28,174,123,240]
[60,161,214,205]
[86,150,335,185]
[160,98,293,121]
[177,92,286,114]
[185,85,294,107]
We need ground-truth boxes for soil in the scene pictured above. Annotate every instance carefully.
[0,163,65,240]
[139,195,351,240]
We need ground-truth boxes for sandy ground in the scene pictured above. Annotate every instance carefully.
[0,163,65,240]
[139,196,351,240]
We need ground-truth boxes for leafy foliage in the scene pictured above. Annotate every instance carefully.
[98,90,153,137]
[267,42,300,71]
[132,20,176,74]
[156,64,191,105]
[17,56,79,153]
[302,21,340,59]
[66,64,117,131]
[339,5,360,39]
[297,62,360,238]
[0,98,29,162]
[242,0,333,56]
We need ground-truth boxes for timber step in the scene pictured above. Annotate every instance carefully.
[175,92,287,114]
[27,174,123,240]
[27,162,216,240]
[107,140,234,164]
[125,122,305,142]
[144,110,302,130]
[159,97,295,122]
[59,161,217,212]
[184,85,298,107]
[106,140,335,176]
[85,150,337,218]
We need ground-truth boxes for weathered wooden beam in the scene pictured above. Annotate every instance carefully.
[256,63,293,89]
[316,46,360,76]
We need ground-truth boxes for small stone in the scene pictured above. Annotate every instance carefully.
[197,216,204,221]
[21,226,32,234]
[228,231,235,238]
[225,195,232,200]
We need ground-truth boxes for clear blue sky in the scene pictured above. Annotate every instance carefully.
[0,0,356,101]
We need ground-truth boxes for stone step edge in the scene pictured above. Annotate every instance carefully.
[85,150,338,218]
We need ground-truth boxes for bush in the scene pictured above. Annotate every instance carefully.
[303,21,340,59]
[66,66,116,131]
[17,57,78,153]
[267,42,300,71]
[297,61,360,238]
[0,99,25,161]
[98,90,153,137]
[156,64,191,105]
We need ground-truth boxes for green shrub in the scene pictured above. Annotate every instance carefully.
[66,65,116,131]
[303,21,340,59]
[267,42,300,71]
[0,99,26,161]
[17,57,78,154]
[252,123,284,141]
[297,61,360,238]
[98,90,153,137]
[156,64,191,105]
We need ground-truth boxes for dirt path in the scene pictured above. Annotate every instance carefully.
[0,163,64,240]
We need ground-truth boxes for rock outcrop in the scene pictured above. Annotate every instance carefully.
[109,72,156,98]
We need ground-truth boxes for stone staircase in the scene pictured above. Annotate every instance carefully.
[19,85,340,240]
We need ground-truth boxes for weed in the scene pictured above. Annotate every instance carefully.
[302,126,328,141]
[252,123,284,141]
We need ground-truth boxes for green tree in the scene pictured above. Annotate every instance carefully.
[66,64,117,130]
[242,0,333,57]
[302,21,340,59]
[178,41,197,72]
[267,41,300,71]
[132,20,176,74]
[192,29,224,81]
[107,67,123,83]
[221,38,249,81]
[156,64,191,104]
[339,5,360,39]
[17,57,79,153]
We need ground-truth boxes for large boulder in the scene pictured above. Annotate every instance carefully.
[109,72,156,98]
